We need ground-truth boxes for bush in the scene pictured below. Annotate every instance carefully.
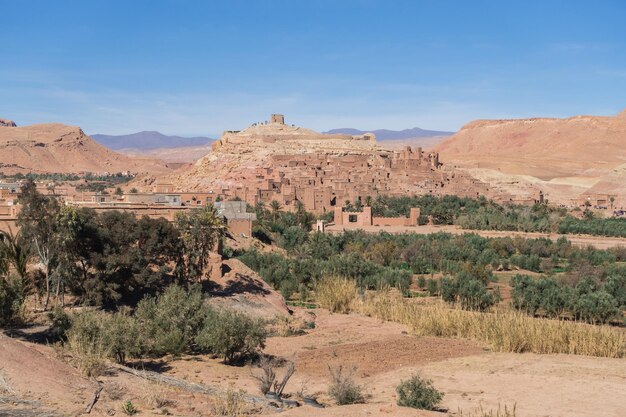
[0,276,24,327]
[574,291,619,324]
[441,274,497,311]
[396,374,443,410]
[327,365,365,405]
[48,306,72,341]
[427,278,439,296]
[65,310,144,372]
[417,276,426,289]
[196,309,267,364]
[315,276,358,313]
[102,310,144,363]
[252,355,295,396]
[135,284,209,356]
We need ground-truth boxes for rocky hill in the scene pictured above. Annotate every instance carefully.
[0,121,172,175]
[434,110,626,205]
[435,110,626,179]
[137,115,506,211]
[164,118,384,192]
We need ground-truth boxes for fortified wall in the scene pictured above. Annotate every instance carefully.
[333,206,421,227]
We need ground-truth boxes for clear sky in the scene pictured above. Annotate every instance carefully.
[1,0,625,136]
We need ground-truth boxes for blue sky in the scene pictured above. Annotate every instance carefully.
[1,0,625,136]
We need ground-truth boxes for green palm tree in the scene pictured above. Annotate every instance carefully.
[255,201,268,220]
[175,204,226,281]
[270,200,282,222]
[0,228,32,281]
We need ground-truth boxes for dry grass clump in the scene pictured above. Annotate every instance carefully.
[268,316,309,337]
[212,385,251,417]
[315,276,359,313]
[64,329,110,377]
[457,404,517,417]
[355,290,625,358]
[142,381,172,409]
[0,369,14,394]
[327,364,365,405]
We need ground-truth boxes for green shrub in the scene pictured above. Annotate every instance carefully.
[65,310,143,368]
[135,284,209,356]
[0,276,24,327]
[102,310,144,363]
[327,365,365,405]
[441,274,497,311]
[196,309,266,364]
[426,278,439,296]
[574,291,619,324]
[396,374,443,410]
[417,276,426,289]
[48,305,72,341]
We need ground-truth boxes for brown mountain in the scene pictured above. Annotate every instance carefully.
[433,110,626,205]
[435,110,626,179]
[0,122,172,175]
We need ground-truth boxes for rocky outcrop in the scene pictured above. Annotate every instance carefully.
[0,117,17,127]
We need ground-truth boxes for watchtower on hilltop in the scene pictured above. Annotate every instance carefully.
[270,114,285,124]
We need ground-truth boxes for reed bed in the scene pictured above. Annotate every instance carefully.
[351,290,625,358]
[314,276,359,314]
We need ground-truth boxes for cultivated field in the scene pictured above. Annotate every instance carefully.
[327,223,626,250]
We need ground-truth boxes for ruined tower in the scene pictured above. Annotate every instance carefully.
[270,114,285,124]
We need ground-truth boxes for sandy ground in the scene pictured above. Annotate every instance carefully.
[326,224,626,250]
[2,308,625,416]
[422,353,626,417]
[164,309,626,417]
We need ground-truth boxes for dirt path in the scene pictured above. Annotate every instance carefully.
[327,224,626,249]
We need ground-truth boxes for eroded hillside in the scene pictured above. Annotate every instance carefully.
[0,122,172,175]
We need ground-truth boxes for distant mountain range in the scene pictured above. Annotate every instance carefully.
[324,127,454,140]
[91,127,452,152]
[91,131,213,150]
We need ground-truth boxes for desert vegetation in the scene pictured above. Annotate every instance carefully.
[57,285,267,376]
[0,179,234,313]
[310,278,625,358]
[327,364,365,405]
[368,194,626,237]
[240,222,626,325]
[395,374,443,411]
[510,273,625,324]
